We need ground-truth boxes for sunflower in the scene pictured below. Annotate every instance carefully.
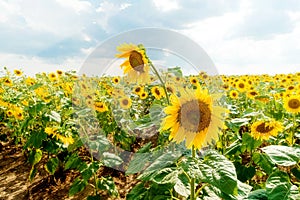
[284,95,300,114]
[166,84,175,94]
[14,69,23,76]
[112,76,120,84]
[116,43,150,83]
[161,87,225,150]
[139,91,148,99]
[236,80,247,92]
[6,109,14,117]
[3,78,13,87]
[48,73,57,82]
[56,134,74,146]
[229,90,239,99]
[25,77,35,86]
[119,96,132,109]
[151,86,165,100]
[14,110,24,120]
[56,70,63,76]
[94,101,108,112]
[247,90,259,99]
[189,76,198,85]
[133,85,144,95]
[250,120,283,140]
[45,127,57,135]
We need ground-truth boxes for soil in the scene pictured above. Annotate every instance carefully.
[0,139,139,200]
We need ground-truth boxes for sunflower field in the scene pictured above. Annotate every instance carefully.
[0,43,300,200]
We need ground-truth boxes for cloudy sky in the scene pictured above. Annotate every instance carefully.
[1,0,300,75]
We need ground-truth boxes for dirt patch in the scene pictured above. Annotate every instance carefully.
[0,139,139,200]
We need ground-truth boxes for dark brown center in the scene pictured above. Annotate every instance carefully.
[129,50,145,72]
[155,88,160,96]
[178,99,211,133]
[288,99,300,109]
[122,99,129,106]
[256,122,274,133]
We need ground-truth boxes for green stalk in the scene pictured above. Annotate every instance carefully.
[190,145,196,200]
[140,45,170,105]
[290,114,296,146]
[148,61,170,105]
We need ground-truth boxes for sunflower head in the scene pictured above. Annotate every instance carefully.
[14,69,23,76]
[229,90,239,99]
[139,91,148,99]
[284,95,300,114]
[116,43,150,83]
[151,86,165,100]
[119,96,132,109]
[3,78,13,87]
[112,76,120,84]
[161,87,225,150]
[133,85,144,95]
[56,70,63,76]
[48,73,57,82]
[250,120,283,140]
[94,101,108,112]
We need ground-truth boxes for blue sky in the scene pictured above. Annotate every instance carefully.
[0,0,300,75]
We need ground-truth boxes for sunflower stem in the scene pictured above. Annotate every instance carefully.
[290,114,296,146]
[148,61,170,104]
[190,145,196,200]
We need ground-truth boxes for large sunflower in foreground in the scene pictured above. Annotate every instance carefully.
[116,43,150,83]
[250,120,283,141]
[284,95,300,114]
[161,88,225,150]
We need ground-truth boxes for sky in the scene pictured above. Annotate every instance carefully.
[0,0,300,75]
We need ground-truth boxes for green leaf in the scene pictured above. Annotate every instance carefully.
[266,171,292,200]
[242,133,262,152]
[81,162,101,181]
[28,149,43,166]
[230,118,251,127]
[29,166,37,182]
[236,180,252,199]
[24,131,47,149]
[102,152,123,167]
[126,183,147,200]
[136,142,152,153]
[45,157,59,175]
[87,194,101,200]
[174,173,190,198]
[200,150,238,196]
[247,189,268,200]
[261,145,300,166]
[126,152,151,175]
[96,176,118,196]
[234,162,256,182]
[64,154,83,170]
[168,66,183,77]
[179,157,202,179]
[151,168,178,185]
[144,151,181,173]
[46,111,61,123]
[291,167,300,181]
[149,103,165,125]
[290,185,300,200]
[69,177,88,196]
[225,139,242,155]
[252,152,275,174]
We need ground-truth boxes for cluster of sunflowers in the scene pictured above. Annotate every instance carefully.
[0,43,300,199]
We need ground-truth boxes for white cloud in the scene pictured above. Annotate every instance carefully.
[55,0,92,13]
[179,0,300,75]
[153,0,180,12]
